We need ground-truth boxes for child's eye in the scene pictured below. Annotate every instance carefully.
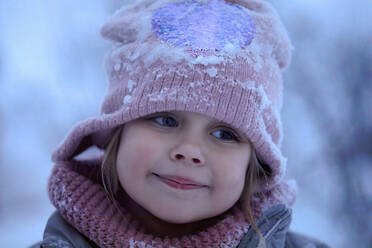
[211,129,240,142]
[150,116,178,127]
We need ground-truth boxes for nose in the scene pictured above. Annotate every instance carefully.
[170,143,205,166]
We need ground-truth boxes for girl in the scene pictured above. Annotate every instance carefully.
[32,0,329,247]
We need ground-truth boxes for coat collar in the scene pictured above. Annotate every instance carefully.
[238,204,292,248]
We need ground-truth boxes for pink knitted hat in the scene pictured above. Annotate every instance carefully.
[52,0,295,195]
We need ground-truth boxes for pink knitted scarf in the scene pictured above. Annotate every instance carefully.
[48,159,251,248]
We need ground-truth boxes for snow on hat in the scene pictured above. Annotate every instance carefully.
[52,0,296,202]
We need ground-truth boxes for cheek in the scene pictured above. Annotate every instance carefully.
[130,143,158,164]
[212,150,250,189]
[217,165,246,189]
[116,131,164,178]
[208,151,249,211]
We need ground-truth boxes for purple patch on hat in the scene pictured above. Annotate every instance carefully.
[151,0,255,53]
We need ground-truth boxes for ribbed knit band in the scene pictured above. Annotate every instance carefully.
[49,160,252,248]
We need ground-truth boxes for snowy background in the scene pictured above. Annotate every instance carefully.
[1,0,371,247]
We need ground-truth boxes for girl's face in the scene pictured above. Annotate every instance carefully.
[116,111,252,224]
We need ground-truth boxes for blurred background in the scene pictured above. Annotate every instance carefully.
[0,0,371,247]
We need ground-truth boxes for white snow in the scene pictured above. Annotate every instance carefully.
[114,62,122,71]
[127,79,136,92]
[206,67,218,77]
[123,95,132,104]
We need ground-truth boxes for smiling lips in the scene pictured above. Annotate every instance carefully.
[153,173,207,190]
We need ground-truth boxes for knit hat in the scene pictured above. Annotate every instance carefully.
[52,0,296,199]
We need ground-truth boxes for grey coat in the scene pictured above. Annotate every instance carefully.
[30,205,330,248]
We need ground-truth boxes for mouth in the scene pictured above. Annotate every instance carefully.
[152,173,208,190]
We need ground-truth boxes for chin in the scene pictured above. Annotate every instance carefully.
[152,209,205,224]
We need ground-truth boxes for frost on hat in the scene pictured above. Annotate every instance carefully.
[52,0,296,209]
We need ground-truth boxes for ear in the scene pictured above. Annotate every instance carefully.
[100,18,138,44]
[227,0,292,69]
[100,0,155,44]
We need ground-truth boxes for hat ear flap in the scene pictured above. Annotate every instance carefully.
[100,19,138,44]
[227,0,292,70]
[100,0,155,44]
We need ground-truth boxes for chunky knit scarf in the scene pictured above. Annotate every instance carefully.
[48,158,252,248]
